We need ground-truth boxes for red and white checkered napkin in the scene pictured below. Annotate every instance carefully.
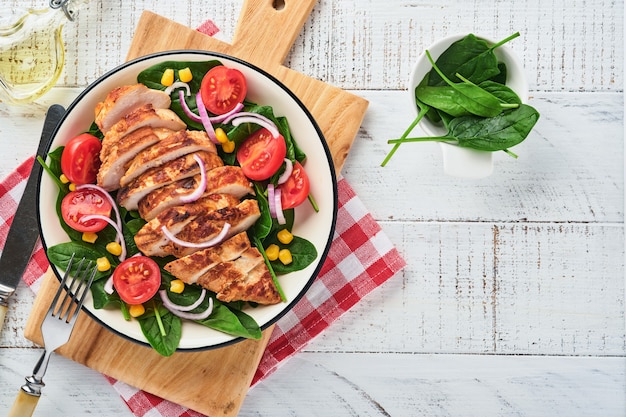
[1,157,406,416]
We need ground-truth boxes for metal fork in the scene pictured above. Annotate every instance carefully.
[8,254,97,417]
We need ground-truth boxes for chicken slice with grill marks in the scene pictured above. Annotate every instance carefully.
[137,165,254,221]
[163,232,251,284]
[120,130,217,188]
[95,84,172,134]
[217,261,282,305]
[136,198,261,258]
[97,127,174,191]
[194,248,265,296]
[117,150,224,211]
[101,105,186,156]
[133,194,241,257]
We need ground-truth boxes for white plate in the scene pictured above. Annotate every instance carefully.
[37,51,337,350]
[408,34,528,179]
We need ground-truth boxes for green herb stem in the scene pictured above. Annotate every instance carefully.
[307,192,320,213]
[37,156,66,191]
[489,32,521,51]
[153,300,167,337]
[253,235,287,302]
[381,105,430,167]
[388,136,458,145]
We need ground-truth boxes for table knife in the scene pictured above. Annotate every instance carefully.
[0,104,65,336]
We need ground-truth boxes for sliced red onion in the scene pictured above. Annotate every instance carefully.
[179,90,202,123]
[159,288,207,312]
[222,112,280,138]
[161,222,231,249]
[196,91,219,143]
[104,276,114,294]
[267,183,277,218]
[274,187,286,225]
[80,214,127,261]
[164,81,191,96]
[209,102,244,123]
[76,184,122,242]
[159,289,214,320]
[179,154,207,203]
[277,159,293,185]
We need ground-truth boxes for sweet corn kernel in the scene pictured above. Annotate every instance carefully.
[129,304,145,318]
[215,127,229,144]
[266,244,280,261]
[161,68,174,86]
[170,279,185,294]
[222,140,235,153]
[277,229,294,245]
[96,256,111,272]
[68,182,76,191]
[82,232,98,243]
[179,67,193,83]
[278,248,293,265]
[60,173,70,184]
[106,241,123,256]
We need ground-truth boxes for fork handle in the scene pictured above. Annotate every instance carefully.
[0,304,7,336]
[7,388,40,417]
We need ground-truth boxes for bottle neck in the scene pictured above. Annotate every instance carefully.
[49,0,88,21]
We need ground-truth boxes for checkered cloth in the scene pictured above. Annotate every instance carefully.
[1,156,405,416]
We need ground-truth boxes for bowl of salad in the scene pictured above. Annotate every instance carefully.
[36,50,337,355]
[404,32,534,179]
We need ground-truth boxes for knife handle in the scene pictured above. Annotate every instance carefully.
[0,304,7,336]
[7,389,40,417]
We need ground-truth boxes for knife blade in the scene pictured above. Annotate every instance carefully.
[0,104,65,335]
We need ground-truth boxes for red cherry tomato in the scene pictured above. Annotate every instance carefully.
[236,128,287,181]
[280,161,311,209]
[60,189,112,233]
[200,66,247,115]
[112,256,161,305]
[61,133,102,184]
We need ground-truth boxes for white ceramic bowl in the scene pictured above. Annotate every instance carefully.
[37,50,337,351]
[408,34,528,179]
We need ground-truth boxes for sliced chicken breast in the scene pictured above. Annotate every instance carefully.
[102,105,186,152]
[120,130,216,188]
[95,84,171,133]
[137,165,254,221]
[217,261,282,305]
[117,151,224,211]
[163,232,252,283]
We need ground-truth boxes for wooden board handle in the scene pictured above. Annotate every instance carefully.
[233,0,317,67]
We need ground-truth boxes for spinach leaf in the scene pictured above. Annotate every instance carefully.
[46,241,111,281]
[138,304,182,357]
[268,235,318,274]
[196,301,262,339]
[387,104,540,152]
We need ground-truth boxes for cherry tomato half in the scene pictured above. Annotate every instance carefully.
[61,133,102,184]
[112,256,161,305]
[280,161,311,209]
[200,66,247,115]
[236,128,287,181]
[60,188,112,233]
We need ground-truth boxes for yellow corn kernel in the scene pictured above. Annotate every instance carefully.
[106,241,123,256]
[128,304,145,318]
[60,173,70,184]
[68,182,76,191]
[278,248,293,265]
[222,140,235,153]
[215,127,229,144]
[179,67,193,83]
[96,256,111,272]
[170,279,185,294]
[277,229,294,245]
[266,244,280,261]
[82,232,98,243]
[161,68,174,86]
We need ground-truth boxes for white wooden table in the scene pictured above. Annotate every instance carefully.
[1,0,624,416]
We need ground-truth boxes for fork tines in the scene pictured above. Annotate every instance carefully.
[49,254,97,324]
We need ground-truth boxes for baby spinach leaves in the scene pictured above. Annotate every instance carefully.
[382,32,540,167]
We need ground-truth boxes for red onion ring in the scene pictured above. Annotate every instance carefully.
[277,159,293,185]
[222,112,280,138]
[196,91,219,143]
[161,222,231,249]
[80,214,127,261]
[268,183,277,218]
[178,90,202,123]
[159,290,214,320]
[179,154,207,203]
[274,187,286,225]
[164,81,191,96]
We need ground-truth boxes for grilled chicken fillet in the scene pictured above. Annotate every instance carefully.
[135,199,261,258]
[120,130,216,187]
[137,165,254,220]
[95,84,171,133]
[117,151,224,211]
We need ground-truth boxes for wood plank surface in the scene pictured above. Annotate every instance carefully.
[0,0,623,416]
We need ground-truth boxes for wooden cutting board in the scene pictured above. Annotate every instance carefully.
[25,1,368,416]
